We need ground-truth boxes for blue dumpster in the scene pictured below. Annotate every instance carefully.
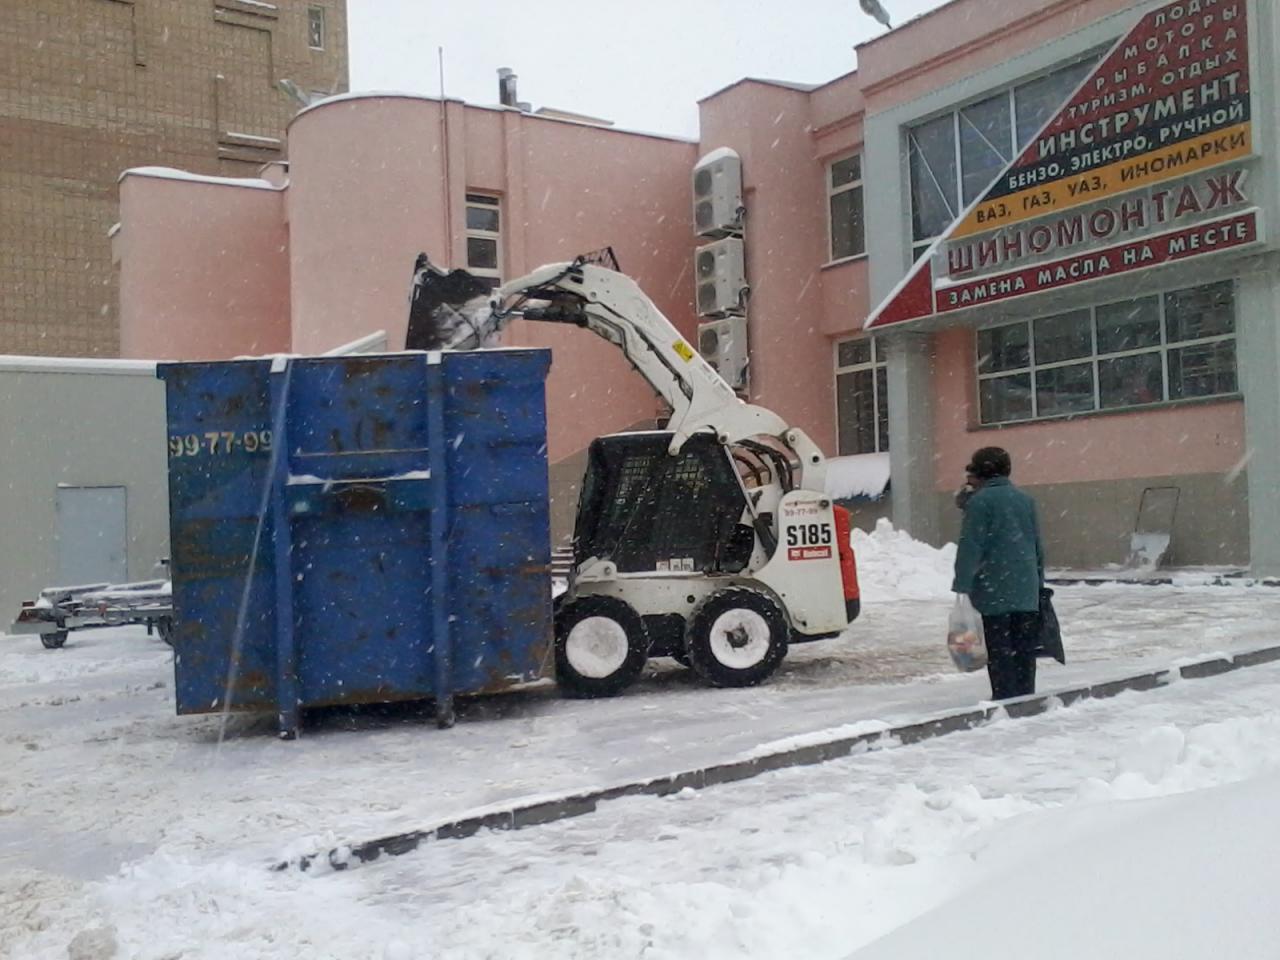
[156,350,553,736]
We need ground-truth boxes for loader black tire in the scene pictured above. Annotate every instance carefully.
[554,596,648,698]
[685,589,787,688]
[40,630,68,650]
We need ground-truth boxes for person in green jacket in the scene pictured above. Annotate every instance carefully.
[952,446,1045,700]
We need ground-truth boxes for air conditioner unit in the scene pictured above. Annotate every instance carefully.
[698,315,749,391]
[693,147,743,238]
[695,237,747,318]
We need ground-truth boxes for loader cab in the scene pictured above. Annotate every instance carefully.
[572,432,761,575]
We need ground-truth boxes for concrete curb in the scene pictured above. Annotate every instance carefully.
[1047,576,1280,587]
[279,643,1280,874]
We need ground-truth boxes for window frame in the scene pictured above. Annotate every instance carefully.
[908,52,1101,261]
[464,193,502,285]
[834,336,889,455]
[307,5,326,51]
[826,153,866,264]
[974,281,1239,426]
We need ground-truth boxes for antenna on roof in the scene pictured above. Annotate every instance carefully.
[438,46,446,99]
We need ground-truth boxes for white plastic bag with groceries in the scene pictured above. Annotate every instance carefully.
[947,595,987,672]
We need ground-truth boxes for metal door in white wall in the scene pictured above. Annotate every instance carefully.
[56,486,127,586]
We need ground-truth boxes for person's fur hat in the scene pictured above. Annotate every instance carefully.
[965,446,1012,480]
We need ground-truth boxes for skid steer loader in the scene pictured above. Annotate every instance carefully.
[407,251,860,696]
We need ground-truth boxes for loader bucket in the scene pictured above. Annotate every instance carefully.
[405,254,499,351]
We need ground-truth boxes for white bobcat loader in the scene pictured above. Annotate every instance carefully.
[407,251,860,696]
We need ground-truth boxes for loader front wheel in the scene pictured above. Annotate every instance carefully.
[40,630,68,650]
[686,589,787,688]
[555,596,648,698]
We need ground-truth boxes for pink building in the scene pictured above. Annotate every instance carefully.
[116,0,1280,571]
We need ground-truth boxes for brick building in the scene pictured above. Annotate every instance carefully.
[111,0,1280,576]
[0,0,348,356]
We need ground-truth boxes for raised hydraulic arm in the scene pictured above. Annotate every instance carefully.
[407,255,828,491]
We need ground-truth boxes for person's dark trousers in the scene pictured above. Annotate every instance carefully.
[982,612,1039,699]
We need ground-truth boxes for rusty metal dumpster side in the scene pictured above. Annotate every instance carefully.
[156,349,552,736]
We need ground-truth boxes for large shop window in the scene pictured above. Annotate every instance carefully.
[976,280,1239,425]
[828,154,865,261]
[836,337,889,455]
[465,193,502,289]
[907,54,1099,260]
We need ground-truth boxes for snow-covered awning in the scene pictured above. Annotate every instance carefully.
[825,452,890,501]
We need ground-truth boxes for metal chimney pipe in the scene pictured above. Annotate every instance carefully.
[498,67,517,107]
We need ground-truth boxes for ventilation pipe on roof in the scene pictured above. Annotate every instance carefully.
[498,67,518,107]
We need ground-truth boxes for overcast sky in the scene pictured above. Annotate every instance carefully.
[347,0,949,140]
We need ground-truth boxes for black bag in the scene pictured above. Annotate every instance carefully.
[1037,587,1066,664]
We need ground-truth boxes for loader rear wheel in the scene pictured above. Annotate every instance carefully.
[554,596,648,698]
[40,630,68,650]
[686,589,787,688]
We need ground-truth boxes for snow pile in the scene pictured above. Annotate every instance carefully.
[18,671,1277,960]
[854,768,1280,960]
[697,145,740,166]
[853,518,956,602]
[11,605,1280,958]
[826,453,891,500]
[119,166,279,191]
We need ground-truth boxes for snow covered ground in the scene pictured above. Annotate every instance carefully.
[4,524,1280,957]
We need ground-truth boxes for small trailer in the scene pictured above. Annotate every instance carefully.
[11,578,174,648]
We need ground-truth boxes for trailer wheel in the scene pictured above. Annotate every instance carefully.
[40,630,68,650]
[685,589,787,688]
[554,596,648,698]
[156,617,174,647]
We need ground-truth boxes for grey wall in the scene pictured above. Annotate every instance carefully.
[842,496,893,533]
[1235,0,1280,574]
[0,365,169,622]
[1239,264,1280,575]
[935,472,1249,570]
[549,446,589,546]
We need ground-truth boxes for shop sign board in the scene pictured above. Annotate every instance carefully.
[868,0,1261,330]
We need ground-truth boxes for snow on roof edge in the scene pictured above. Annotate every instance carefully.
[698,75,821,104]
[825,452,891,501]
[118,166,280,191]
[292,89,446,123]
[291,91,697,144]
[697,146,740,167]
[0,355,158,376]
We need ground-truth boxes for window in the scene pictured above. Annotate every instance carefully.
[976,280,1238,425]
[958,93,1013,208]
[827,154,865,261]
[835,337,888,455]
[465,193,501,288]
[908,54,1100,259]
[907,114,957,256]
[307,6,326,50]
